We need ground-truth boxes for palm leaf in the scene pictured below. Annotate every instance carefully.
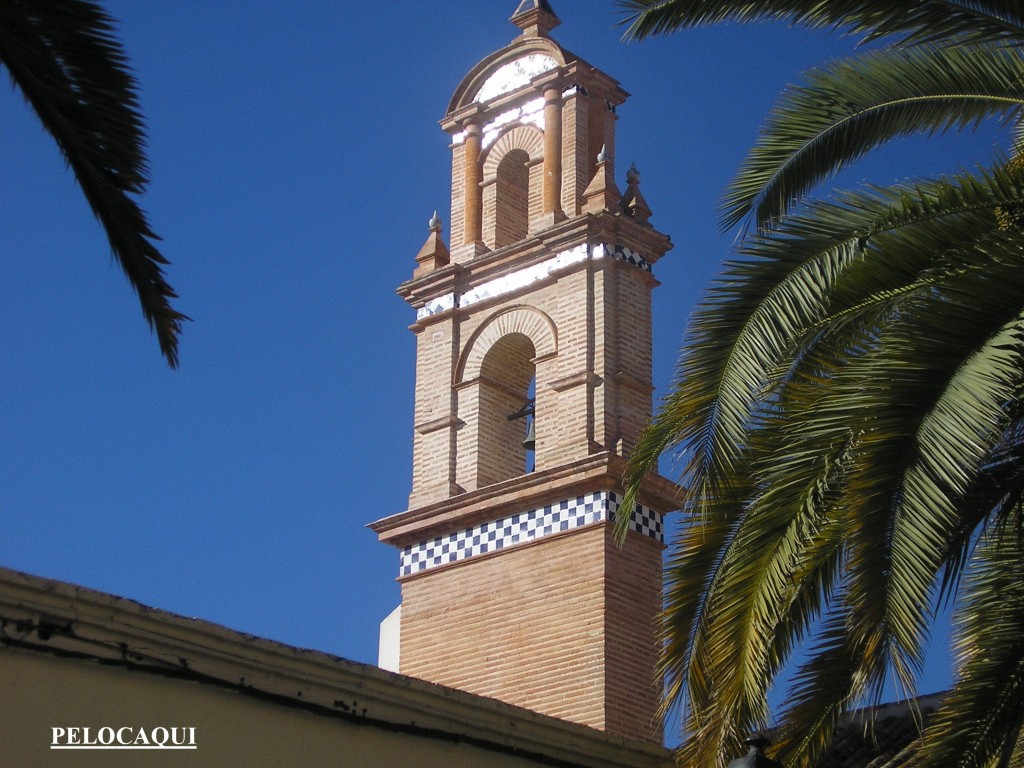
[909,523,1024,768]
[625,162,1024,766]
[722,45,1024,229]
[623,164,1024,541]
[617,1,1024,49]
[0,0,186,366]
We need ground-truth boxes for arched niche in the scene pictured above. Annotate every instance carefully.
[455,307,557,489]
[481,126,545,250]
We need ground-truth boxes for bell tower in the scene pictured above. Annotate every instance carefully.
[371,1,681,744]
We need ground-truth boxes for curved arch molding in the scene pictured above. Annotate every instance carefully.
[482,125,545,175]
[458,305,557,384]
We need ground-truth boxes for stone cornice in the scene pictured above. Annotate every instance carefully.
[397,212,671,317]
[370,452,684,547]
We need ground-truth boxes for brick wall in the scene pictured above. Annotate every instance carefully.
[450,144,466,249]
[399,523,663,742]
[408,254,660,500]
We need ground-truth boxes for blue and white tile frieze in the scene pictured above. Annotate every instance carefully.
[458,243,588,309]
[399,490,663,576]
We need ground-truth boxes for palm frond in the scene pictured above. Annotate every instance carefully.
[0,0,186,366]
[910,524,1024,768]
[627,162,1024,765]
[722,45,1024,230]
[891,260,1024,634]
[617,1,1024,49]
[670,434,851,767]
[624,164,1024,538]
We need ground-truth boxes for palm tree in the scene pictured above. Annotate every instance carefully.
[0,0,185,366]
[614,3,1024,768]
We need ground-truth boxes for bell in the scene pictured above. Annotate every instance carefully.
[522,419,536,451]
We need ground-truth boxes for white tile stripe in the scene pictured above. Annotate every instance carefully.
[416,242,651,321]
[460,242,588,308]
[453,86,584,147]
[398,490,663,576]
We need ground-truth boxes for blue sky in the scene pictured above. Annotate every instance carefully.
[1,0,1003,724]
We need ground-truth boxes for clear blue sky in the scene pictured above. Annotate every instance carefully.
[1,0,1001,719]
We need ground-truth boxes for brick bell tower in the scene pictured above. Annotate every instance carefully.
[371,1,681,744]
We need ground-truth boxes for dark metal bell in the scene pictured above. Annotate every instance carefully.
[522,419,536,451]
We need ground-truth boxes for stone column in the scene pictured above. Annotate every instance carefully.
[463,121,483,245]
[542,86,563,216]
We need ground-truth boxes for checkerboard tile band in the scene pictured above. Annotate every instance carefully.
[399,491,664,576]
[612,491,664,541]
[606,243,652,273]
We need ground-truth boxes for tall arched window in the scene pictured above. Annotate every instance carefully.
[493,149,530,248]
[455,306,556,492]
[476,332,536,486]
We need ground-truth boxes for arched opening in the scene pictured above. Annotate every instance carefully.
[476,332,536,486]
[523,375,536,473]
[493,149,530,248]
[455,306,556,492]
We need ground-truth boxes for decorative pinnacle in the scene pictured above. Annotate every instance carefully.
[620,161,653,224]
[414,210,450,278]
[511,0,561,37]
[512,0,558,17]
